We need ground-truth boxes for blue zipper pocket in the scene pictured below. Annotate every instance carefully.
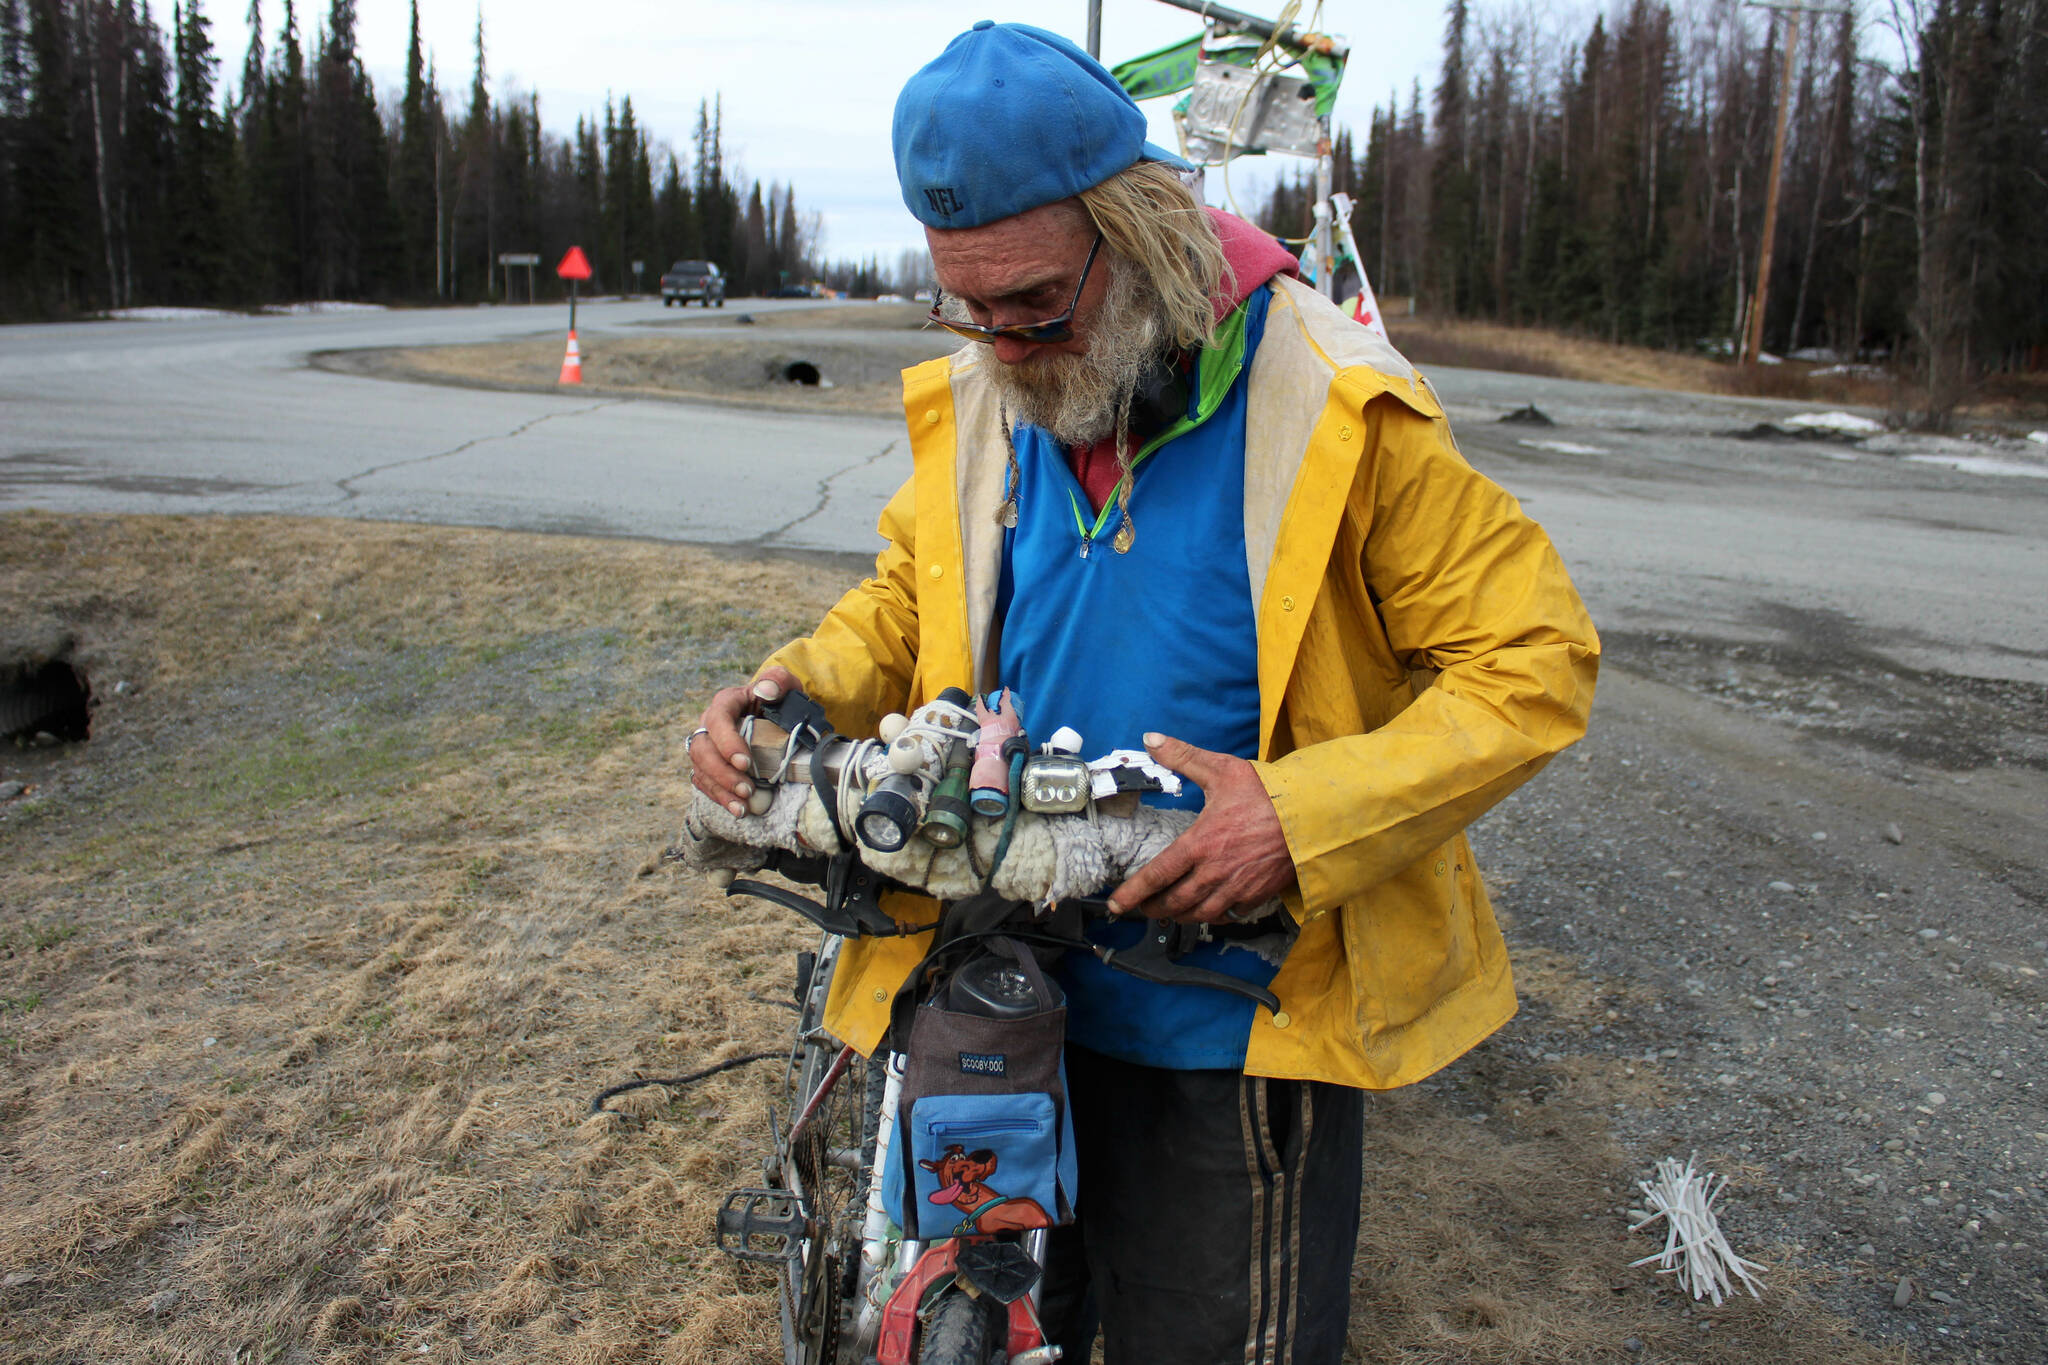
[905,1092,1060,1237]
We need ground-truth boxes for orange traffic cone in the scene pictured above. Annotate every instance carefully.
[558,329,583,385]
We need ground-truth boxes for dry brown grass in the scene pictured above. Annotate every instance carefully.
[333,302,2048,431]
[1385,314,1906,411]
[0,513,1910,1363]
[1,514,845,1363]
[320,303,955,419]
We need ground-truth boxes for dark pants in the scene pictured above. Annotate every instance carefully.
[1038,1045,1366,1365]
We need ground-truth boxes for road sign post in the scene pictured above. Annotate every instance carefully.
[556,247,594,384]
[498,252,541,303]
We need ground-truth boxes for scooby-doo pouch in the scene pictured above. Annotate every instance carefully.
[881,937,1077,1240]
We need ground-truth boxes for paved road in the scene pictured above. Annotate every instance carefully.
[3,302,2043,683]
[1421,371,2048,684]
[0,298,906,554]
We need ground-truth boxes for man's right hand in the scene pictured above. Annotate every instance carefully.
[689,665,801,817]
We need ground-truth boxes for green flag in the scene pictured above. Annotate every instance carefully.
[1115,33,1347,120]
[1297,47,1347,117]
[1112,35,1202,101]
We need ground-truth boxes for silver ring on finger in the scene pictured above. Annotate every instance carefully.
[687,726,711,752]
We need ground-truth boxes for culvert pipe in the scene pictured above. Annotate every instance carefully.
[0,661,92,742]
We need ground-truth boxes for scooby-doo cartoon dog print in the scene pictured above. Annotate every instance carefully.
[919,1144,1053,1234]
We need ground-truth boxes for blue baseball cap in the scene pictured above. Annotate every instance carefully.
[894,20,1192,230]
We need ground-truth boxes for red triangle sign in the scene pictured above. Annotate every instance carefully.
[556,246,593,281]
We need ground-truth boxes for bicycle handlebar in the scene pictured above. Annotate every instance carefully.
[724,855,1283,1014]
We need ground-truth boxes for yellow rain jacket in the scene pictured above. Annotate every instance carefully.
[766,277,1599,1090]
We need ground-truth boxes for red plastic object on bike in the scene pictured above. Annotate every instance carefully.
[1002,1295,1041,1359]
[876,1240,1045,1364]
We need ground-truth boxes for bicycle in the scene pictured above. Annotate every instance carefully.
[714,898,1069,1362]
[678,688,1285,1365]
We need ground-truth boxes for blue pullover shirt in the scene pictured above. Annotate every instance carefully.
[994,287,1278,1069]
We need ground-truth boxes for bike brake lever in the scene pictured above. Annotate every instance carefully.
[1093,913,1284,1014]
[726,878,864,936]
[727,848,918,939]
[826,849,904,937]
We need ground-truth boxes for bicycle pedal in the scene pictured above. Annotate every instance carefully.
[715,1187,807,1263]
[954,1238,1041,1304]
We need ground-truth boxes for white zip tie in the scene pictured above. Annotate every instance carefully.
[1626,1154,1766,1306]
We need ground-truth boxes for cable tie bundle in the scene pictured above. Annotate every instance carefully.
[1626,1154,1766,1305]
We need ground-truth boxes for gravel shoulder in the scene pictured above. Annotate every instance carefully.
[1464,630,2048,1361]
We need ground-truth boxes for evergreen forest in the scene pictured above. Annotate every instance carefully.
[0,0,819,316]
[1258,0,2047,419]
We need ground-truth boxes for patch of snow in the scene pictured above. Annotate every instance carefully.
[1518,439,1609,456]
[1809,364,1886,381]
[262,301,388,315]
[2029,430,2048,447]
[104,306,240,321]
[1788,347,1844,363]
[1782,411,1884,436]
[1903,454,2048,480]
[1860,432,1977,458]
[1757,351,1784,365]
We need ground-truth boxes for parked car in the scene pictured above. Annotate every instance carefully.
[661,260,725,307]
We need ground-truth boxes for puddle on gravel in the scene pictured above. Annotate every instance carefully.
[1602,622,2048,774]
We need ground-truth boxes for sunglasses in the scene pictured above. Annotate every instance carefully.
[927,235,1105,345]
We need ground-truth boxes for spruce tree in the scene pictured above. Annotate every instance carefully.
[394,0,434,295]
[311,0,394,297]
[168,0,232,302]
[0,0,26,309]
[17,0,90,311]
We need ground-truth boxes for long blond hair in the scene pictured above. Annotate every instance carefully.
[1077,161,1227,351]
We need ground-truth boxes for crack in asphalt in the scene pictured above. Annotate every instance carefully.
[331,400,622,501]
[749,438,900,546]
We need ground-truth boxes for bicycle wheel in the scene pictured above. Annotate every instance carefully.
[780,936,877,1365]
[916,1288,1000,1365]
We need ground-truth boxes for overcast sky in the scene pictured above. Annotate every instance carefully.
[216,2,1444,263]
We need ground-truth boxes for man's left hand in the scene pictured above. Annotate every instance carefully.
[1107,733,1296,924]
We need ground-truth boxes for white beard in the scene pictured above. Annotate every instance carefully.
[955,261,1171,449]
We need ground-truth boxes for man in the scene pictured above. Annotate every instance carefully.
[691,21,1598,1364]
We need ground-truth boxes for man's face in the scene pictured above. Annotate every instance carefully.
[927,203,1106,369]
[927,202,1168,449]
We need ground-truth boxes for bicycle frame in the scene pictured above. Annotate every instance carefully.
[850,1052,905,1352]
[729,929,1059,1365]
[846,1052,1055,1363]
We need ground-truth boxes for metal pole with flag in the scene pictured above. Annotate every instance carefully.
[1328,192,1389,340]
[1112,4,1350,301]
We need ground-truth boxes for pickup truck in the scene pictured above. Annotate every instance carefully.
[660,260,725,307]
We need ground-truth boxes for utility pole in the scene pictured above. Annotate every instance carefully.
[1740,0,1848,367]
[1087,0,1102,58]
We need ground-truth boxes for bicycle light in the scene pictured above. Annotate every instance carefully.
[1020,754,1091,813]
[970,689,1026,816]
[856,772,926,853]
[920,743,974,848]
